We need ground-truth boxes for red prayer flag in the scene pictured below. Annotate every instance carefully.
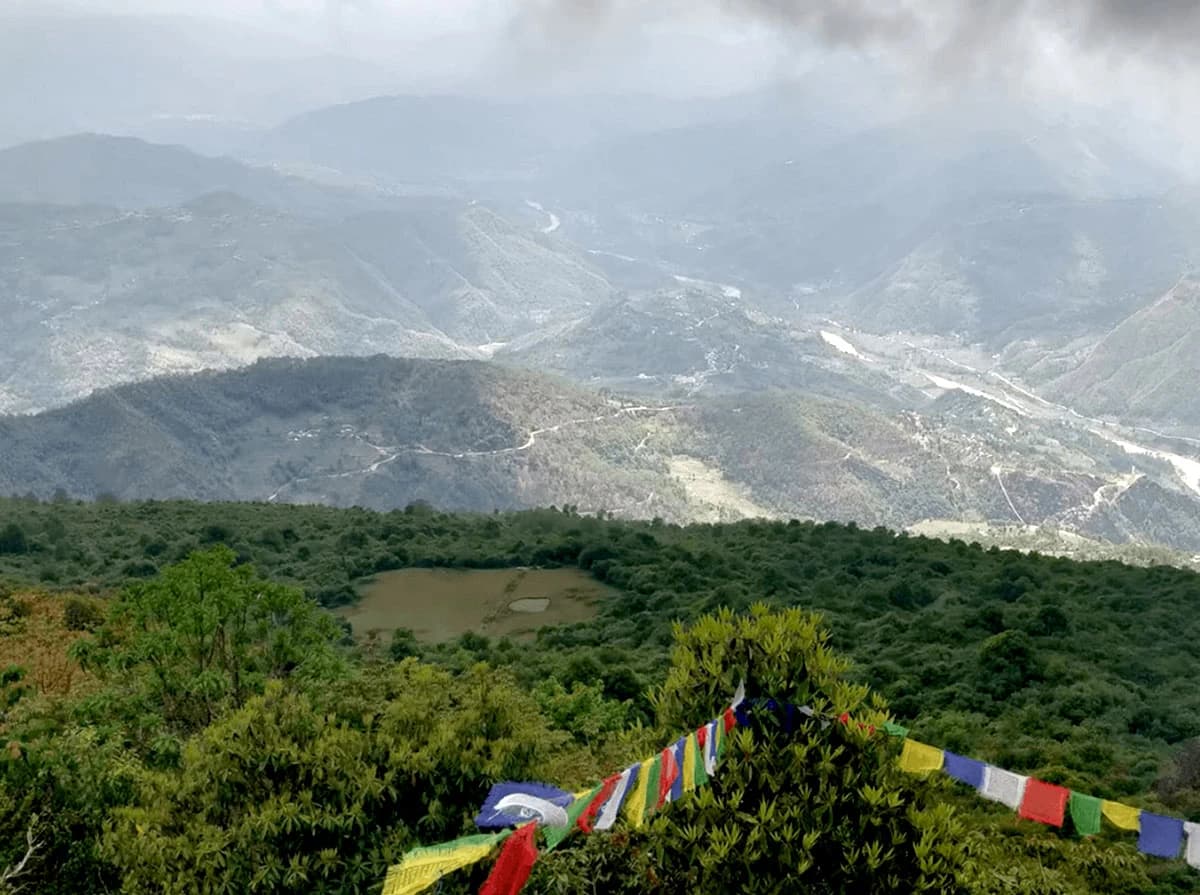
[723,706,737,734]
[697,724,708,751]
[577,774,620,834]
[1018,778,1070,828]
[479,822,538,895]
[657,744,679,808]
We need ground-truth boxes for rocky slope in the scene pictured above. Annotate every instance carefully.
[1048,278,1200,428]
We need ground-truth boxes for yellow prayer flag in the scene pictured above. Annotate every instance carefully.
[624,757,654,829]
[382,833,505,895]
[899,739,944,776]
[682,733,698,794]
[1102,800,1142,831]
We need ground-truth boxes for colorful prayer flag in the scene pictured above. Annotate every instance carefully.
[1185,822,1200,870]
[942,751,985,789]
[643,754,663,819]
[595,764,639,832]
[543,785,600,851]
[692,728,710,789]
[697,723,712,775]
[1102,800,1141,832]
[382,832,509,895]
[1018,779,1069,827]
[682,732,698,794]
[980,767,1028,810]
[623,758,654,829]
[669,738,686,802]
[1068,792,1102,836]
[475,782,574,830]
[479,823,538,895]
[899,739,944,775]
[1139,812,1184,859]
[723,706,737,734]
[657,743,679,808]
[577,775,621,835]
[713,716,727,767]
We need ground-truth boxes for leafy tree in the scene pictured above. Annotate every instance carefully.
[0,724,138,894]
[532,606,971,894]
[388,627,421,661]
[103,663,598,895]
[0,525,27,556]
[72,546,345,742]
[533,679,633,744]
[975,631,1044,703]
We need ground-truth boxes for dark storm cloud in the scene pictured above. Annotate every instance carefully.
[521,0,1200,66]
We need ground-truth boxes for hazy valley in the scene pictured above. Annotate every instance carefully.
[1,59,1199,567]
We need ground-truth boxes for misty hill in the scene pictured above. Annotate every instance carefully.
[0,356,699,516]
[3,355,1198,556]
[0,194,614,413]
[530,97,1194,349]
[259,93,711,188]
[1049,278,1200,428]
[500,282,917,406]
[0,134,391,215]
[841,194,1200,345]
[0,12,402,151]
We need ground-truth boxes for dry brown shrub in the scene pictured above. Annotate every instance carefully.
[0,590,99,698]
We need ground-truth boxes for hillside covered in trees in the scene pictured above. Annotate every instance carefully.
[2,497,1200,893]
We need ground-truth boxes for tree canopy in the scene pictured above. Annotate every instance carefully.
[0,498,1198,893]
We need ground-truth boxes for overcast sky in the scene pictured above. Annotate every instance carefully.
[14,0,1200,100]
[5,0,1199,165]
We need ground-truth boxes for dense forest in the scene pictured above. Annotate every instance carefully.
[2,495,1200,893]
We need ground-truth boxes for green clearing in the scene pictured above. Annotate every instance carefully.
[337,567,612,642]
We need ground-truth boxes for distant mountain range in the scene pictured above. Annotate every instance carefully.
[0,92,1198,559]
[3,355,1199,560]
[0,141,617,413]
[0,134,381,216]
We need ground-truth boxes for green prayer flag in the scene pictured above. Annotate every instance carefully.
[883,721,909,738]
[1069,792,1102,837]
[693,735,709,790]
[543,786,601,851]
[643,754,662,817]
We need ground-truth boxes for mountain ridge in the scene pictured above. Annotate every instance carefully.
[4,355,1198,559]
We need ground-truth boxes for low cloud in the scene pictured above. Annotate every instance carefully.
[517,0,1200,73]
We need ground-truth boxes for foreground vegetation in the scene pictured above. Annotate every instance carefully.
[2,497,1200,892]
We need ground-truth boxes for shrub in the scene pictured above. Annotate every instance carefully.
[63,597,105,632]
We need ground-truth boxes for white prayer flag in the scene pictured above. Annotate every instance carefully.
[979,766,1028,810]
[1185,822,1200,869]
[595,765,637,831]
[703,719,719,776]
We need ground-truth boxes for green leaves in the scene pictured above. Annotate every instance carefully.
[74,546,345,741]
[101,661,597,894]
[530,607,970,895]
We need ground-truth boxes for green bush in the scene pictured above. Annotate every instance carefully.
[62,597,105,632]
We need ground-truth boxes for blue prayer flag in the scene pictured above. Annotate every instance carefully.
[1139,812,1184,859]
[943,751,986,790]
[475,782,574,829]
[669,738,686,802]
